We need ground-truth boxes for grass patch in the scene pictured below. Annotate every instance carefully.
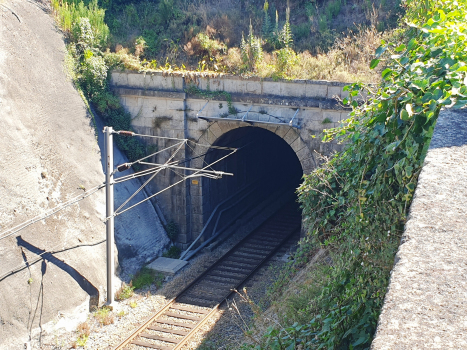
[94,306,114,326]
[132,267,164,290]
[162,245,181,259]
[115,282,134,301]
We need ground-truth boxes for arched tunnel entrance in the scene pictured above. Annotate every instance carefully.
[201,126,304,237]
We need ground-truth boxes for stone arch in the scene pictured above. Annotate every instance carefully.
[189,121,316,175]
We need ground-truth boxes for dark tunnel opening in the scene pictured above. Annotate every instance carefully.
[202,126,303,226]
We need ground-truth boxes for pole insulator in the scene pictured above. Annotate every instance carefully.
[118,131,135,137]
[117,163,131,172]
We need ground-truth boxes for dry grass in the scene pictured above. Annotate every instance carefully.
[111,25,389,84]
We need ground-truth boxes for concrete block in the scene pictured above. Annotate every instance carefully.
[306,83,328,98]
[323,111,342,123]
[209,78,224,91]
[123,95,138,108]
[281,81,306,97]
[198,76,210,90]
[341,111,350,121]
[246,81,262,94]
[147,257,188,275]
[327,85,343,99]
[166,99,184,111]
[221,76,245,94]
[111,72,128,86]
[127,73,145,88]
[263,81,281,96]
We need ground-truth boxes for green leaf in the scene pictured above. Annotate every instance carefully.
[370,59,381,69]
[452,99,467,109]
[375,45,387,58]
[400,109,410,121]
[405,166,413,177]
[395,44,406,52]
[381,68,393,79]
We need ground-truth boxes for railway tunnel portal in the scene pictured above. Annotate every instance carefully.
[111,71,349,248]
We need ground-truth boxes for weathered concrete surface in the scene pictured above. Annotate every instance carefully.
[372,109,467,349]
[147,257,188,275]
[0,1,168,348]
[111,71,349,245]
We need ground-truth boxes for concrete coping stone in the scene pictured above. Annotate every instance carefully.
[371,108,467,349]
[112,69,350,87]
[146,257,189,276]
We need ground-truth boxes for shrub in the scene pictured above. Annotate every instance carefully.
[163,245,182,259]
[115,282,134,301]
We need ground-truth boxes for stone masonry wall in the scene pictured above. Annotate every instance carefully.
[110,70,350,245]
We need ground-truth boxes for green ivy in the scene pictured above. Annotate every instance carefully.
[251,1,467,349]
[185,84,236,115]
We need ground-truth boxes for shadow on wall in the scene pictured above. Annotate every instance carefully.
[5,237,102,311]
[429,109,467,149]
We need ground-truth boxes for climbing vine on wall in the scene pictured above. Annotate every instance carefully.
[244,1,467,349]
[185,84,237,115]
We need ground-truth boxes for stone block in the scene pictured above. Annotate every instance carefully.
[209,78,224,91]
[306,83,328,98]
[264,124,278,134]
[147,257,188,275]
[327,85,343,99]
[281,81,306,97]
[127,73,145,88]
[290,136,307,154]
[301,156,317,174]
[275,126,291,139]
[209,122,223,138]
[111,72,128,86]
[246,81,262,94]
[295,144,313,162]
[323,111,342,123]
[283,128,300,145]
[218,121,235,134]
[263,81,281,96]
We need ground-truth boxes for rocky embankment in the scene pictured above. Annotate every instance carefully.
[0,1,168,348]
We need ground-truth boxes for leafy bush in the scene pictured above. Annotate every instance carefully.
[249,0,467,349]
[53,0,146,165]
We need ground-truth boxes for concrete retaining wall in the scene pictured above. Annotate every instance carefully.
[110,70,350,245]
[371,109,467,349]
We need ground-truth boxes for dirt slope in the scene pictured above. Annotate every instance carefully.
[0,1,168,348]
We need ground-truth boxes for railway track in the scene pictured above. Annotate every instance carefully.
[114,202,301,350]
